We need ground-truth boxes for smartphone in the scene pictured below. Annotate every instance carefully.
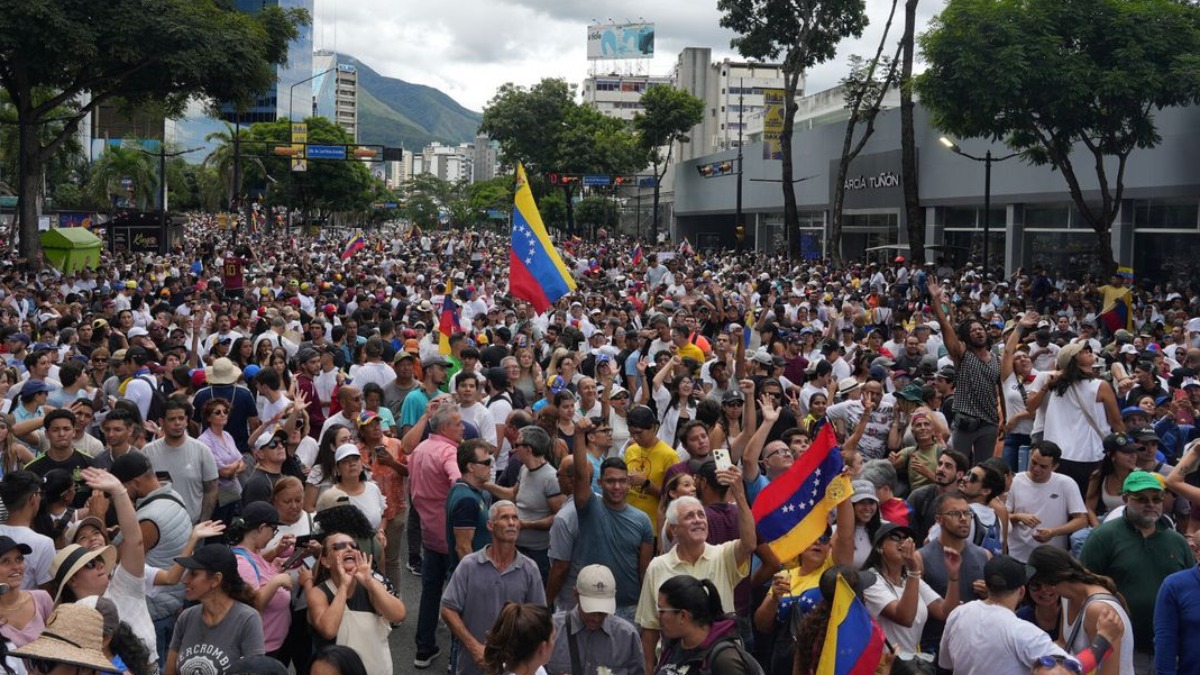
[155,471,172,483]
[713,448,733,473]
[280,547,309,570]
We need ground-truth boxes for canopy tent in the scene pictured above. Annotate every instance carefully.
[40,227,102,273]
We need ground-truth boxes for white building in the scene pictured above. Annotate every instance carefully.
[472,135,500,183]
[581,74,676,121]
[412,142,474,183]
[312,51,358,141]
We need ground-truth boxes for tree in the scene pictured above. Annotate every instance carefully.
[203,122,260,207]
[917,0,1200,273]
[719,0,868,239]
[575,195,620,235]
[0,0,307,258]
[831,0,902,262]
[480,78,646,234]
[467,175,514,218]
[88,143,156,210]
[898,0,923,266]
[634,85,704,242]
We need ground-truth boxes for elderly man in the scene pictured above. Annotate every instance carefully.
[1081,471,1195,670]
[441,500,545,675]
[410,401,466,669]
[547,565,645,675]
[634,466,755,675]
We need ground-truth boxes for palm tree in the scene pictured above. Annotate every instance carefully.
[203,122,265,207]
[88,142,156,210]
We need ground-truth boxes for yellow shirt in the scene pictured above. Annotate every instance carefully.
[635,540,750,630]
[624,439,679,530]
[676,341,704,363]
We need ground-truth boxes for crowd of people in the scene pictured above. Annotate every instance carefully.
[0,217,1198,674]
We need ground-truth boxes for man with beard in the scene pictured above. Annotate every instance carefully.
[927,278,1004,465]
[294,348,326,437]
[917,492,989,656]
[906,449,969,543]
[141,399,217,524]
[1081,471,1194,670]
[400,355,451,434]
[569,418,655,621]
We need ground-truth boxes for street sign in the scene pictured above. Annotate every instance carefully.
[291,122,307,172]
[307,145,347,160]
[638,177,659,187]
[582,174,611,186]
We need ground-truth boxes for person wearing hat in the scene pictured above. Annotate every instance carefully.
[166,543,266,675]
[190,357,259,456]
[938,555,1097,675]
[545,564,645,675]
[241,427,294,507]
[1026,341,1124,495]
[10,603,124,674]
[225,502,293,657]
[1080,470,1194,667]
[0,534,52,648]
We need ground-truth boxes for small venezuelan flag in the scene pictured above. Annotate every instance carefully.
[816,573,887,675]
[340,233,365,260]
[752,424,852,563]
[438,281,458,355]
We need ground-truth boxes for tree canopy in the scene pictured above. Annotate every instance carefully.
[917,0,1200,271]
[0,0,309,256]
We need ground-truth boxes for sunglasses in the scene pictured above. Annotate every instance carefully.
[961,473,982,483]
[210,409,230,417]
[329,541,361,552]
[83,557,105,571]
[470,457,494,467]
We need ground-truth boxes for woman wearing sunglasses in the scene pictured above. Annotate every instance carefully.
[307,531,407,675]
[198,398,244,531]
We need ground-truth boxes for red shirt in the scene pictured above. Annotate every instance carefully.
[222,256,248,291]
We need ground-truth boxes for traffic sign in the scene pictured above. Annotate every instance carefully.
[582,174,611,186]
[307,145,347,160]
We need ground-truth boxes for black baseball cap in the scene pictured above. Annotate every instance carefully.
[984,555,1036,593]
[110,452,153,483]
[240,502,282,529]
[175,544,239,577]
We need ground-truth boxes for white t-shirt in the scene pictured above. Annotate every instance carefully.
[1005,471,1087,562]
[461,401,497,447]
[938,601,1066,675]
[863,574,942,652]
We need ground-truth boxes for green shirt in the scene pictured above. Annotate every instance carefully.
[1079,514,1195,649]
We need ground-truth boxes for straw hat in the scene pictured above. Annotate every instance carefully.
[50,544,118,603]
[11,603,117,672]
[207,357,242,385]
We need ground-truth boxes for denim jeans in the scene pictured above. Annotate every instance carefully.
[1002,433,1032,473]
[415,547,450,654]
[407,496,423,566]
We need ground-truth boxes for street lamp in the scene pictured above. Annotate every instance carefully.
[289,67,337,121]
[939,137,1018,274]
[140,145,203,238]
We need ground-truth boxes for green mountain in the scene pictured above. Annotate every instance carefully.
[340,54,482,151]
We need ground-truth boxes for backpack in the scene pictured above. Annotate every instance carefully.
[703,636,765,675]
[139,375,168,424]
[972,509,1003,556]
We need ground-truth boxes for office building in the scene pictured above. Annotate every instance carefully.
[312,51,359,140]
[220,0,315,124]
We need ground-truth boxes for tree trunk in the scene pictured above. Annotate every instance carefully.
[651,162,661,243]
[16,111,43,261]
[781,67,801,246]
[832,131,854,264]
[900,0,925,265]
[563,184,576,236]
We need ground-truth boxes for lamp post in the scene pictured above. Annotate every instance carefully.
[289,67,336,122]
[140,144,203,240]
[939,137,1017,274]
[736,78,744,252]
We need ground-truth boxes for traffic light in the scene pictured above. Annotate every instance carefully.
[382,147,403,162]
[547,172,560,186]
[352,147,377,159]
[273,146,300,156]
[698,165,714,177]
[560,175,580,185]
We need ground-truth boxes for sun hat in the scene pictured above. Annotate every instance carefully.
[576,564,617,614]
[1056,341,1087,370]
[207,357,242,385]
[837,377,863,397]
[49,544,118,603]
[11,603,118,672]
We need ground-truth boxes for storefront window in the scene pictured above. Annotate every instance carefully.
[1133,199,1199,230]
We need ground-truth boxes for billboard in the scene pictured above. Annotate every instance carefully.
[587,23,655,60]
[762,88,786,160]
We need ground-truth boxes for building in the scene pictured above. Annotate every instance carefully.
[472,135,499,183]
[412,142,474,183]
[312,51,359,141]
[672,94,1200,280]
[581,74,676,121]
[219,0,315,124]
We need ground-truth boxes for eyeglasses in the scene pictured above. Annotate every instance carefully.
[210,409,230,417]
[592,427,613,434]
[939,510,972,520]
[1034,655,1083,675]
[1129,493,1165,504]
[329,541,360,552]
[470,457,494,467]
[764,448,794,461]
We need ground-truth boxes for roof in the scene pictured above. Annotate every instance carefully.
[40,227,102,247]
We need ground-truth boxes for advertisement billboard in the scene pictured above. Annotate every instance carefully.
[587,23,655,60]
[762,88,786,160]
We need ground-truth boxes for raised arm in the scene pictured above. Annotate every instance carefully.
[741,393,779,483]
[81,468,143,574]
[925,278,963,362]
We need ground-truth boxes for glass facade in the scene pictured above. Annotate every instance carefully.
[220,0,314,123]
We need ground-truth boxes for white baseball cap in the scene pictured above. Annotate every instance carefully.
[334,443,361,463]
[575,564,617,614]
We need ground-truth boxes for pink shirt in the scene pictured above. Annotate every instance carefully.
[233,547,290,652]
[409,434,461,554]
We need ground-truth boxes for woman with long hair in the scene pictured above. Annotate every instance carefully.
[253,338,275,369]
[165,544,265,675]
[306,530,406,675]
[231,337,255,370]
[654,575,760,674]
[848,481,885,567]
[305,424,353,512]
[83,595,154,675]
[1001,313,1041,473]
[1028,545,1134,675]
[0,537,53,649]
[708,390,747,453]
[1027,342,1124,494]
[651,355,699,448]
[31,469,81,546]
[227,502,294,663]
[860,523,960,657]
[311,645,368,675]
[553,390,577,455]
[328,444,387,531]
[271,350,293,391]
[199,398,245,530]
[512,348,544,402]
[481,603,555,675]
[1017,576,1064,641]
[1085,434,1140,524]
[0,415,34,480]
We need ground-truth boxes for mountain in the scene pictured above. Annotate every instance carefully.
[340,54,483,151]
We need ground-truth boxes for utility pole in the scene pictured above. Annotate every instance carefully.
[736,78,744,252]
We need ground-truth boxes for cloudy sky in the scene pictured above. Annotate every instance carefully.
[312,0,944,112]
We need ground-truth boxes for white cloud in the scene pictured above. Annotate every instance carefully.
[312,0,942,111]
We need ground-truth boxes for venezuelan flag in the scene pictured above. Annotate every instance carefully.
[340,233,365,260]
[509,164,577,313]
[816,573,887,675]
[438,281,458,355]
[752,424,852,563]
[631,244,643,266]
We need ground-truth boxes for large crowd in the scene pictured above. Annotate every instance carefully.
[0,215,1198,675]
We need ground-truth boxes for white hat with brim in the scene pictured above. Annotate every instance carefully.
[207,357,242,385]
[50,544,119,604]
[12,603,119,672]
[1057,341,1087,370]
[575,564,617,614]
